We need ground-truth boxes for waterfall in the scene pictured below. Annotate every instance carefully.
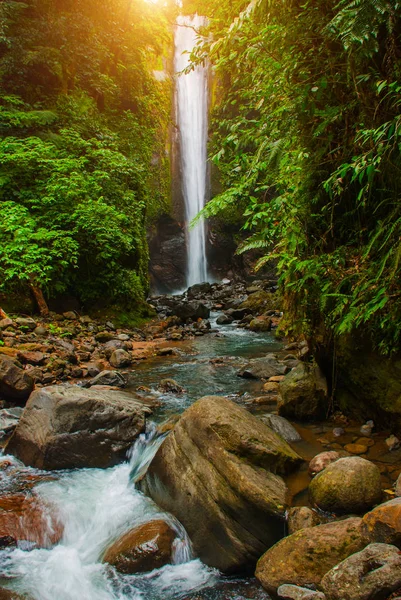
[175,15,209,287]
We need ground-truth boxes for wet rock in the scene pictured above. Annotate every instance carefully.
[308,451,340,476]
[277,584,326,600]
[103,519,175,574]
[0,588,26,599]
[216,314,234,325]
[109,349,132,368]
[103,340,125,359]
[238,355,288,380]
[157,379,185,394]
[278,363,328,421]
[260,415,302,442]
[386,435,400,451]
[344,443,368,455]
[0,492,62,548]
[321,543,401,600]
[255,518,368,594]
[15,318,36,331]
[287,506,323,534]
[309,457,382,514]
[0,356,34,402]
[227,308,249,320]
[62,311,76,320]
[0,408,23,437]
[362,498,401,547]
[263,382,280,393]
[249,317,272,332]
[361,420,374,436]
[143,396,302,573]
[88,370,126,388]
[6,384,149,469]
[187,282,212,298]
[156,347,178,356]
[171,301,210,323]
[333,427,345,437]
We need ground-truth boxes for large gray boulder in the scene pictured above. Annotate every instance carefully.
[143,395,302,573]
[238,355,288,379]
[6,384,150,469]
[321,543,401,600]
[278,362,328,420]
[0,357,34,402]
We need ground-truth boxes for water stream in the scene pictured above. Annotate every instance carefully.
[175,15,209,287]
[0,317,277,599]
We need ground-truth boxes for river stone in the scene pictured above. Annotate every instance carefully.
[308,451,340,476]
[278,362,328,420]
[109,349,132,368]
[15,317,36,330]
[5,384,149,469]
[287,507,323,534]
[396,473,401,497]
[309,457,382,514]
[362,498,401,547]
[143,395,302,573]
[239,290,279,314]
[0,357,34,402]
[277,585,326,600]
[321,543,401,600]
[260,414,302,443]
[255,517,368,594]
[249,317,272,332]
[88,370,126,388]
[216,314,234,325]
[103,520,175,574]
[238,355,288,379]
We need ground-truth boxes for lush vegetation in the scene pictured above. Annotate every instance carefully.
[194,0,401,355]
[0,0,173,316]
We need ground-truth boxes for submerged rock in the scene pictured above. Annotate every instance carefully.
[0,357,34,402]
[278,362,328,420]
[103,520,176,574]
[255,518,368,594]
[143,396,302,573]
[309,456,382,514]
[321,543,401,600]
[6,384,149,469]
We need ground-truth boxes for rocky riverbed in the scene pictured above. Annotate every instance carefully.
[0,280,400,600]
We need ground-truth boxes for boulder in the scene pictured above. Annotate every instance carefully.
[0,492,62,548]
[143,396,302,573]
[216,314,234,325]
[260,415,302,443]
[103,520,176,574]
[278,363,328,420]
[6,384,149,469]
[88,370,126,387]
[0,319,14,330]
[396,474,401,497]
[157,379,185,394]
[249,317,272,332]
[0,408,23,438]
[277,585,326,600]
[255,518,368,594]
[239,290,279,314]
[362,498,401,548]
[308,451,340,476]
[109,349,132,368]
[309,457,382,514]
[0,357,34,402]
[238,355,288,379]
[321,543,401,600]
[287,507,323,534]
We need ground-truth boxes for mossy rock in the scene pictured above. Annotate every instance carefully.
[239,291,281,315]
[309,456,382,515]
[278,362,328,420]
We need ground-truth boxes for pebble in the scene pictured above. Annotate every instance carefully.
[386,435,401,452]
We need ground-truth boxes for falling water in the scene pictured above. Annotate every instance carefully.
[0,426,217,600]
[175,15,209,287]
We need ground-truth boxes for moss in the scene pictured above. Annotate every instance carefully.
[90,300,156,329]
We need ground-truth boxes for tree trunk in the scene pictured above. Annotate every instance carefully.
[29,279,49,317]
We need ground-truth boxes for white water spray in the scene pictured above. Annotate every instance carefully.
[175,15,209,287]
[0,427,217,600]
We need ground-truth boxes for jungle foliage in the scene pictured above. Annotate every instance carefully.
[194,0,401,354]
[0,0,173,312]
